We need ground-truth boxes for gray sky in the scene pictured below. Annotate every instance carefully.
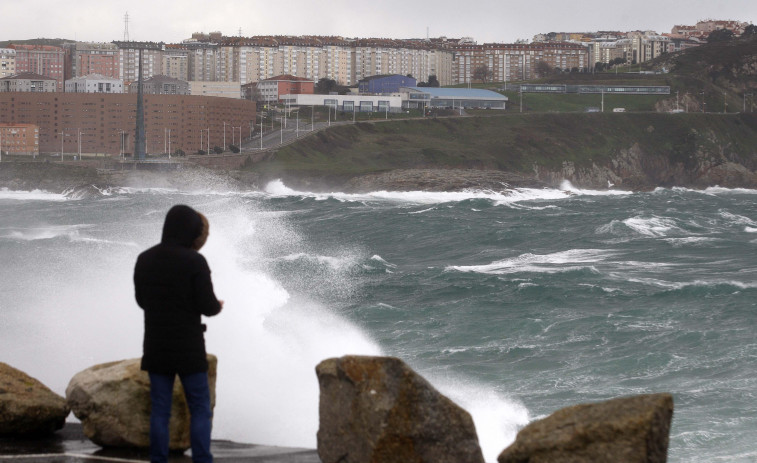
[5,0,755,44]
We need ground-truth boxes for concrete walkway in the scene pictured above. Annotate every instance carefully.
[0,423,320,463]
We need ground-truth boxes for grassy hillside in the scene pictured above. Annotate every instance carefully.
[247,113,757,185]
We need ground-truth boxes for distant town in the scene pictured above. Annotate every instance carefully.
[0,18,753,159]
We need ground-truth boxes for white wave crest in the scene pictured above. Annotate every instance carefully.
[447,249,614,275]
[623,216,681,237]
[0,188,67,201]
[719,211,757,227]
[264,179,631,206]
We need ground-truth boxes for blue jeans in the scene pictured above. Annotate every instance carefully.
[149,372,213,463]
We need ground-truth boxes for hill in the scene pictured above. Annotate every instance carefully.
[247,112,757,191]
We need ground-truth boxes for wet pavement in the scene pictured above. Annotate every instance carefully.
[0,423,321,462]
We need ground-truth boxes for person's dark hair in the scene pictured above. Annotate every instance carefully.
[161,205,205,249]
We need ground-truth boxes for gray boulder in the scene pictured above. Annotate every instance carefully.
[498,393,674,463]
[0,362,69,436]
[65,355,217,450]
[316,355,484,463]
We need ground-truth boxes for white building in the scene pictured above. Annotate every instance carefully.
[65,74,124,93]
[280,93,403,113]
[188,81,241,99]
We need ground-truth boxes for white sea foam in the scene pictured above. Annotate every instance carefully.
[622,216,681,237]
[0,188,68,201]
[426,375,529,463]
[447,249,614,275]
[0,224,91,241]
[746,227,757,233]
[719,211,757,227]
[664,237,720,247]
[263,179,632,206]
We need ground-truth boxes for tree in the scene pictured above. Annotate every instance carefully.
[427,75,440,87]
[173,149,185,157]
[228,144,240,153]
[743,24,757,37]
[535,61,553,78]
[472,65,492,83]
[315,78,338,94]
[212,146,223,154]
[708,28,734,43]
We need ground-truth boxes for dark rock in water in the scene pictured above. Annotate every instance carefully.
[316,355,485,463]
[65,355,217,450]
[0,362,69,436]
[498,393,674,463]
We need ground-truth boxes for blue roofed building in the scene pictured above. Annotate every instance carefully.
[399,87,508,110]
[359,74,417,94]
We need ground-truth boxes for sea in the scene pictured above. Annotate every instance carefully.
[1,177,755,462]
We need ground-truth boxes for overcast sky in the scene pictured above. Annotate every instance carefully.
[5,0,755,44]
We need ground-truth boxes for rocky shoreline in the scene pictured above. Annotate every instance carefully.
[2,157,757,197]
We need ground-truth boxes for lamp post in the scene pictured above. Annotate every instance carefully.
[77,129,82,161]
[168,129,171,159]
[59,131,64,160]
[206,128,210,154]
[223,121,228,151]
[259,121,263,150]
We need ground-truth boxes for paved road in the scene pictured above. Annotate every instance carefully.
[0,423,320,463]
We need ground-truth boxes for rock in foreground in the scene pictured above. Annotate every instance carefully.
[65,355,217,450]
[498,393,674,463]
[0,362,69,436]
[316,355,484,463]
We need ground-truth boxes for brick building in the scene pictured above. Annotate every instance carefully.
[0,123,39,156]
[0,93,255,156]
[257,74,315,103]
[65,42,120,80]
[9,44,65,91]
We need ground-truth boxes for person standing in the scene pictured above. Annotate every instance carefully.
[134,205,223,463]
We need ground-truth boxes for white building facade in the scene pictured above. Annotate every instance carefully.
[65,74,124,93]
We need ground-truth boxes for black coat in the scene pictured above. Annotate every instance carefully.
[134,205,221,375]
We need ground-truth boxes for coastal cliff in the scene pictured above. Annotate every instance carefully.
[248,112,757,191]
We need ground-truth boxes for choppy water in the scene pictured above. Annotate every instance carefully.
[1,180,755,462]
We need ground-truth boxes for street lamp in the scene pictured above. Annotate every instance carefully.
[59,131,64,160]
[223,121,228,151]
[77,129,82,161]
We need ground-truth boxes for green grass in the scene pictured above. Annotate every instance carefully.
[248,113,757,184]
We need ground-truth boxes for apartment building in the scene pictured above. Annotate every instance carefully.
[452,42,587,83]
[66,42,120,80]
[163,47,190,81]
[187,44,219,81]
[116,43,163,85]
[0,49,16,78]
[0,73,58,92]
[353,39,444,85]
[65,74,124,93]
[9,44,65,91]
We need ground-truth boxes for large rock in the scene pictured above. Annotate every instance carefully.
[316,355,484,463]
[65,355,217,450]
[0,362,69,436]
[498,393,674,463]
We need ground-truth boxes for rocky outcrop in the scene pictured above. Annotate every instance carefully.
[343,168,549,192]
[498,393,674,463]
[65,355,217,450]
[316,355,484,463]
[0,362,69,436]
